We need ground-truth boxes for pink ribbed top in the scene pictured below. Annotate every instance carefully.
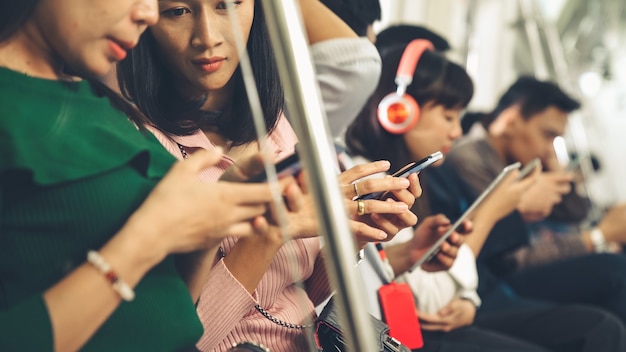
[149,116,333,352]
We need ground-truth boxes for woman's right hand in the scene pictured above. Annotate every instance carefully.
[122,149,275,257]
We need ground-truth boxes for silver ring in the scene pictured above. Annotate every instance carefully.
[357,199,366,216]
[353,182,360,198]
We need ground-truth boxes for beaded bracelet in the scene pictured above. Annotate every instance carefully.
[87,250,135,301]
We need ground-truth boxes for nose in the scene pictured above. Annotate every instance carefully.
[450,120,463,140]
[191,10,224,49]
[132,0,159,27]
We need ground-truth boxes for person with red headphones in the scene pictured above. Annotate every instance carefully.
[345,38,626,352]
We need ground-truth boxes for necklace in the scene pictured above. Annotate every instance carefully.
[177,143,189,159]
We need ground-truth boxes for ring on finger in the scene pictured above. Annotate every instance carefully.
[357,199,366,216]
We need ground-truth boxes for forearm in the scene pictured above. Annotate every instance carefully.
[300,0,357,44]
[464,211,498,257]
[223,235,283,294]
[385,242,416,277]
[44,227,165,352]
[174,246,221,302]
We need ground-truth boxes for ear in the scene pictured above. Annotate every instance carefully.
[489,106,519,137]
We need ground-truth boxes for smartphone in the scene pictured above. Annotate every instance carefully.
[517,157,541,180]
[408,161,522,272]
[566,154,581,172]
[245,152,301,183]
[357,151,443,201]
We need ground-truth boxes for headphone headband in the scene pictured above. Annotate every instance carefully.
[395,39,435,95]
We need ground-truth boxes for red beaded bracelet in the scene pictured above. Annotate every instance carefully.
[87,250,135,301]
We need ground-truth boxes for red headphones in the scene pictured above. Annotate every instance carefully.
[377,39,434,134]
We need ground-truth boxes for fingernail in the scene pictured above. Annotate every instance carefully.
[377,231,388,240]
[378,160,391,169]
[396,203,409,211]
[399,178,410,187]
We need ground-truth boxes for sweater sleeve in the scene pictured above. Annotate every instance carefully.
[304,252,333,307]
[0,295,54,351]
[195,259,258,350]
[502,234,589,270]
[311,37,381,138]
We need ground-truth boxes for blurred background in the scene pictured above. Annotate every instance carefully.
[376,0,626,217]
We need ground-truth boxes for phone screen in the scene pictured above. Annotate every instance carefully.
[245,152,301,183]
[357,151,443,201]
[408,161,522,272]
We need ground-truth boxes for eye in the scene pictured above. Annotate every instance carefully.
[216,1,243,10]
[162,7,191,17]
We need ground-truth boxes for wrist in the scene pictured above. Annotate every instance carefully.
[588,228,609,253]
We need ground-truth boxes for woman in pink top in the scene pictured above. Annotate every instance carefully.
[116,1,459,351]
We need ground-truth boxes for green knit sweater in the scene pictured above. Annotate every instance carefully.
[0,67,203,351]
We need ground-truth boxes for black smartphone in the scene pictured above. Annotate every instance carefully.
[245,152,301,183]
[357,151,443,201]
[408,161,522,272]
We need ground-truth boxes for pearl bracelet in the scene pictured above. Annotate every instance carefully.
[87,250,135,301]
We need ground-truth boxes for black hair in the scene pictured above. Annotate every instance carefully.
[483,76,580,128]
[117,1,284,146]
[461,111,489,135]
[321,0,381,37]
[346,43,473,171]
[0,0,150,128]
[376,25,451,52]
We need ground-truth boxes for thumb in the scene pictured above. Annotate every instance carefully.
[184,147,223,172]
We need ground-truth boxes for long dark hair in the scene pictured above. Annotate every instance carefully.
[117,1,284,146]
[346,44,473,171]
[0,0,150,128]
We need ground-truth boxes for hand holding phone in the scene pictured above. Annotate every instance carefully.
[245,152,301,183]
[517,157,541,180]
[357,151,443,200]
[408,161,521,272]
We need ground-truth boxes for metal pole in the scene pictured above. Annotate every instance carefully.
[258,1,377,351]
[518,0,550,79]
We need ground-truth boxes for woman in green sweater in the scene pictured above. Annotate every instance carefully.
[0,0,280,351]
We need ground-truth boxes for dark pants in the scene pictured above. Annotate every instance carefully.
[502,253,626,324]
[415,304,626,352]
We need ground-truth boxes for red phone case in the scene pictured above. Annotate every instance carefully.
[378,282,424,350]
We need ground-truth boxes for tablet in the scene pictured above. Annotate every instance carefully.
[408,161,522,272]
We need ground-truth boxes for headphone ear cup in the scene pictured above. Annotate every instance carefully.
[377,93,421,134]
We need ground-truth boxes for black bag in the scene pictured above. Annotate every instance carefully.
[314,296,411,352]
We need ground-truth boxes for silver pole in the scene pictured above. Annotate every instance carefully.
[258,1,377,351]
[518,0,550,79]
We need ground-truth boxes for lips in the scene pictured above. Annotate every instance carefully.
[191,57,225,73]
[107,38,135,61]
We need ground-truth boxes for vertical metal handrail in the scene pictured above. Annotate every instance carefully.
[259,1,377,351]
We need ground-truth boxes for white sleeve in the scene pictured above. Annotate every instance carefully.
[396,244,480,314]
[311,37,381,138]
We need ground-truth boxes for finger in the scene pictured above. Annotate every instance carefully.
[369,213,401,238]
[376,208,418,230]
[220,152,267,182]
[218,182,276,204]
[350,199,409,216]
[389,188,416,208]
[419,323,448,332]
[338,160,391,184]
[434,250,456,268]
[407,173,423,198]
[180,147,223,174]
[418,312,445,324]
[223,221,257,237]
[283,179,305,212]
[351,221,388,241]
[229,204,270,223]
[352,177,411,200]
